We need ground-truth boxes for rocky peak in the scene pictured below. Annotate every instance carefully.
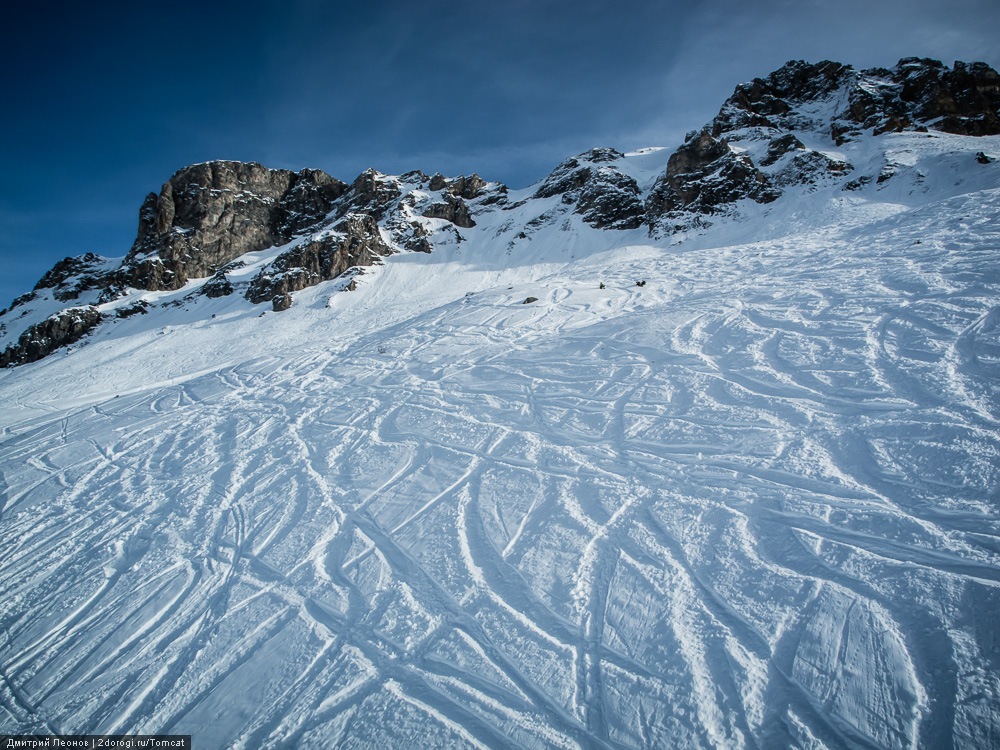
[532,148,645,229]
[447,174,488,199]
[427,173,491,200]
[712,60,852,135]
[644,56,1000,232]
[712,57,1000,145]
[342,169,403,219]
[533,148,625,199]
[645,130,779,228]
[125,161,348,291]
[892,57,1000,136]
[275,168,352,236]
[31,252,112,302]
[421,194,477,228]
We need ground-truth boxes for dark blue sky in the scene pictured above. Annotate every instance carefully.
[2,0,998,307]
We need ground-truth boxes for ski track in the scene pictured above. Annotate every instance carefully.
[2,186,1000,747]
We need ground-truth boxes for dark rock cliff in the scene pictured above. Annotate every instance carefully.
[646,57,1000,230]
[713,58,1000,146]
[645,131,779,225]
[531,148,645,230]
[0,307,103,367]
[121,161,349,292]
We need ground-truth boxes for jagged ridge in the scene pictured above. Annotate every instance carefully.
[2,56,998,366]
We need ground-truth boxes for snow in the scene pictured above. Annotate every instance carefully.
[1,132,999,748]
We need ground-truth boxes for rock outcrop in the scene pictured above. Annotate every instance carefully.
[532,148,645,229]
[0,307,103,367]
[122,161,349,292]
[712,58,1000,144]
[711,60,854,136]
[442,174,489,200]
[245,213,392,309]
[422,194,476,228]
[338,169,404,220]
[646,131,779,224]
[834,58,1000,142]
[31,253,112,302]
[646,57,1000,231]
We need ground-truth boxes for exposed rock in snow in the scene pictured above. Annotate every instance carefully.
[245,213,393,307]
[0,305,102,366]
[645,130,779,226]
[642,57,1000,233]
[422,193,477,228]
[532,148,646,229]
[431,172,492,200]
[713,58,1000,144]
[30,252,112,302]
[340,168,404,220]
[124,161,348,291]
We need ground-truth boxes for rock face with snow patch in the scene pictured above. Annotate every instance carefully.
[532,148,645,229]
[121,161,349,292]
[245,213,393,309]
[0,306,103,367]
[30,252,112,303]
[421,193,477,228]
[644,57,1000,232]
[713,58,1000,142]
[645,131,779,225]
[836,58,1000,140]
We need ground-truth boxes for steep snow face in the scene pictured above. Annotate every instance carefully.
[1,121,999,749]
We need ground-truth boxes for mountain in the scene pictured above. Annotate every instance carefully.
[1,58,999,748]
[5,57,998,368]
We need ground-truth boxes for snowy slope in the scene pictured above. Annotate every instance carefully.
[2,121,1000,747]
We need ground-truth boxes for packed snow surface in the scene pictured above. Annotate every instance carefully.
[1,133,999,748]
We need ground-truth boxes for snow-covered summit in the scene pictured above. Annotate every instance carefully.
[647,57,1000,231]
[713,57,1000,141]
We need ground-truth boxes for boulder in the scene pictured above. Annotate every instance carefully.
[272,293,293,312]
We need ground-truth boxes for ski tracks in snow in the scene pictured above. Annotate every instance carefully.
[2,200,1000,747]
